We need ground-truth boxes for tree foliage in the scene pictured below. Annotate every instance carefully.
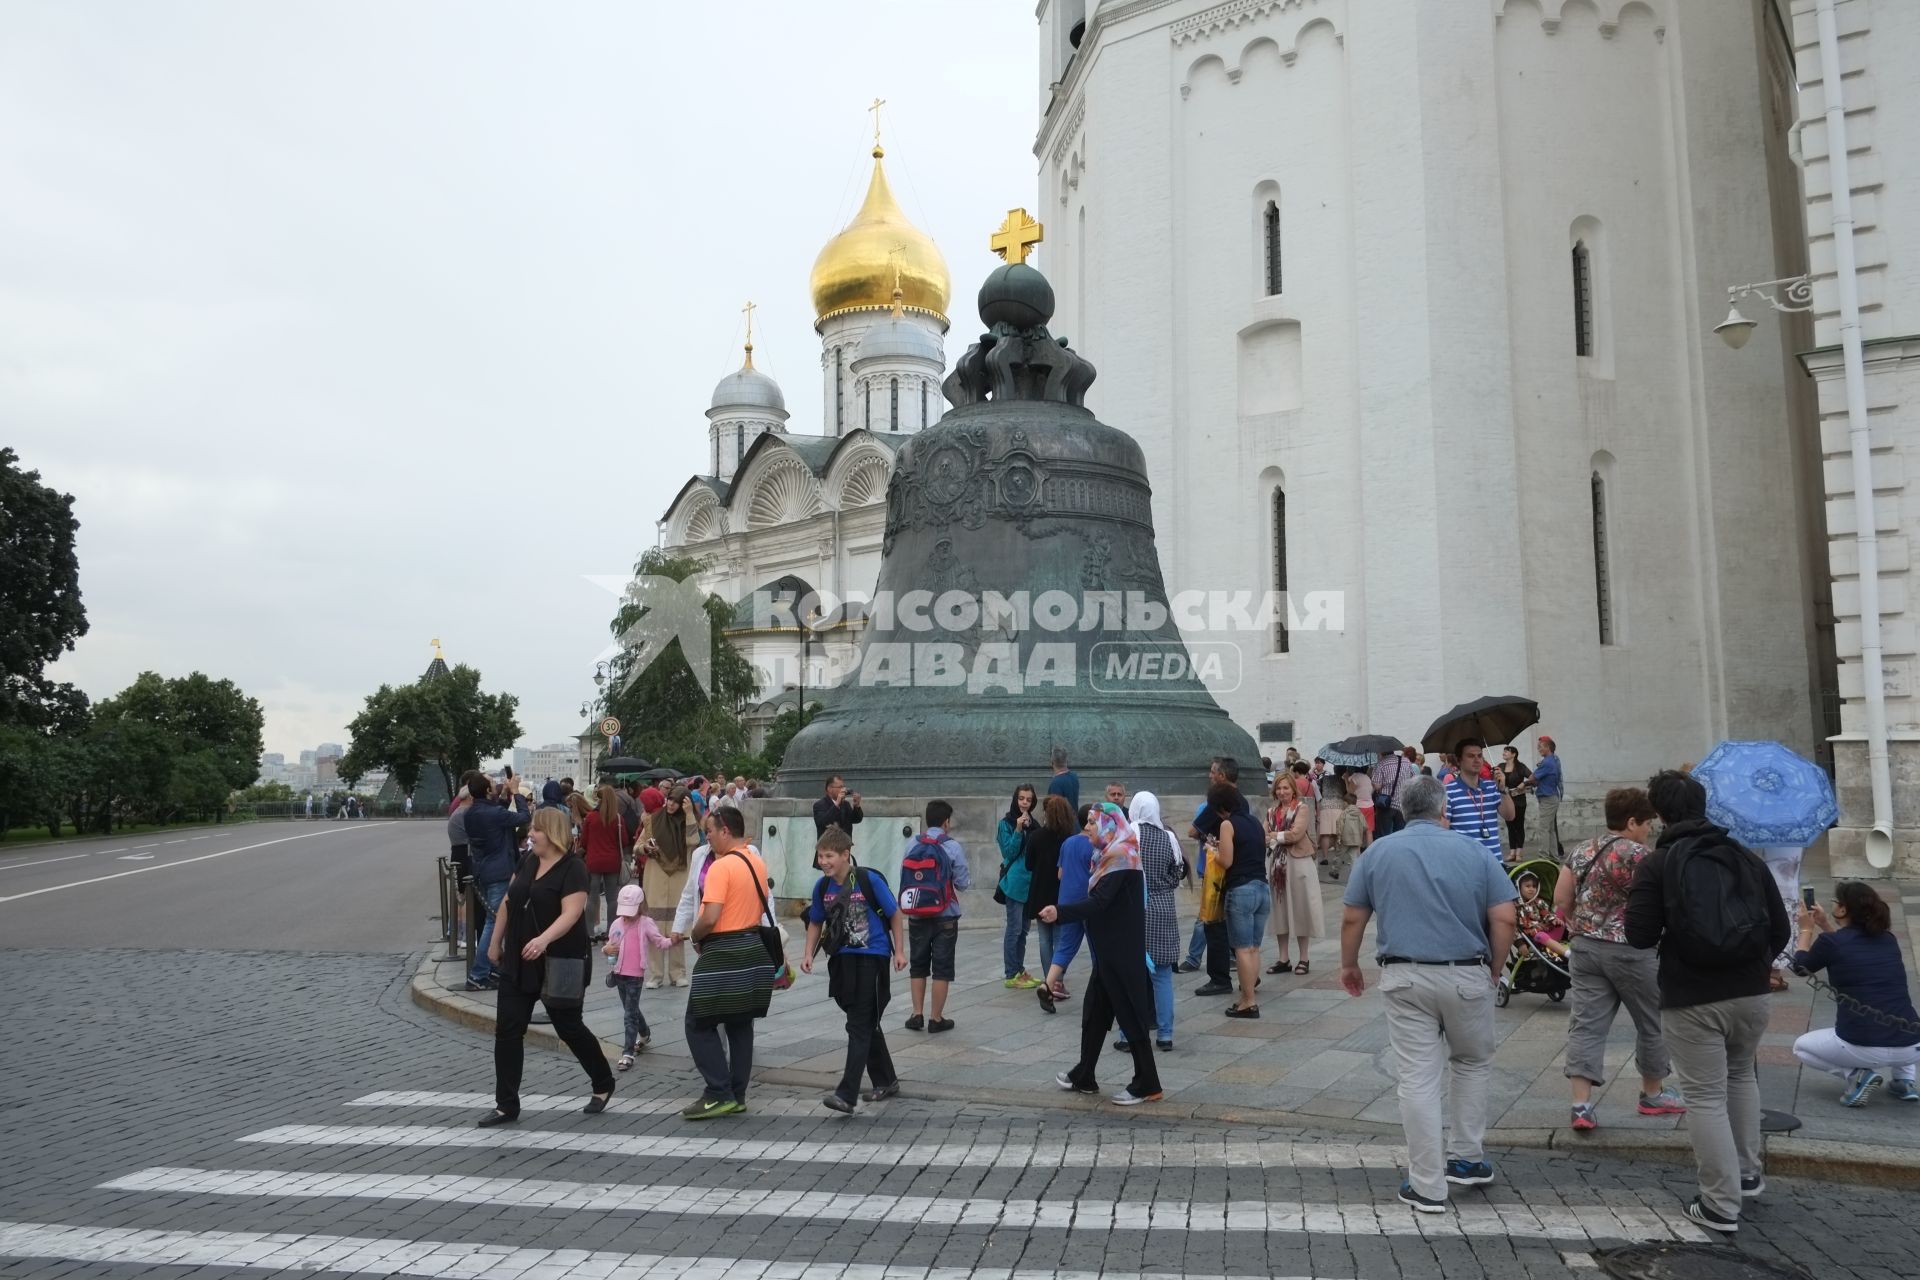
[759,703,819,772]
[600,549,759,773]
[0,447,90,729]
[94,671,265,792]
[341,663,519,799]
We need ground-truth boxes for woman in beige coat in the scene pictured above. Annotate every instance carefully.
[1269,771,1325,975]
[637,786,696,986]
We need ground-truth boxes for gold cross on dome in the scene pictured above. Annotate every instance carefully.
[741,299,756,345]
[990,208,1044,266]
[869,97,886,148]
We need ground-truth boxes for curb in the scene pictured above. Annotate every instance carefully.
[408,957,1920,1189]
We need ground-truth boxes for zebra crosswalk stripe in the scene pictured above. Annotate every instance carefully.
[244,1122,1411,1170]
[0,1222,1343,1280]
[97,1166,1709,1242]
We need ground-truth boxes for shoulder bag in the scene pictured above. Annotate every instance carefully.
[726,850,788,970]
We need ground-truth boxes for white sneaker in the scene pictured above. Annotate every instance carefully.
[670,976,689,988]
[1112,1088,1163,1106]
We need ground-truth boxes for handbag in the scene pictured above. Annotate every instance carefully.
[542,956,587,1004]
[1198,850,1227,924]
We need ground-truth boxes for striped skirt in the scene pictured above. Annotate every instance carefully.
[687,929,775,1029]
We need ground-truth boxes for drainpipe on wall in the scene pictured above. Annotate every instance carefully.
[1816,0,1894,867]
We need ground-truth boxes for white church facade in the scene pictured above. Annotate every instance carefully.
[1032,0,1837,803]
[659,139,952,730]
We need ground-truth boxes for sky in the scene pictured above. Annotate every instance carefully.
[2,1,1040,759]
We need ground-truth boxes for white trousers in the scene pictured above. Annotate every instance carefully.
[1792,1027,1920,1083]
[1381,964,1495,1200]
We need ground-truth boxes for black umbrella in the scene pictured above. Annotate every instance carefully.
[639,767,679,782]
[1421,696,1540,753]
[597,756,654,774]
[1330,733,1403,757]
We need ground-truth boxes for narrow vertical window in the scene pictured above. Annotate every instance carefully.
[713,433,720,477]
[1264,200,1282,296]
[736,424,745,465]
[1572,241,1593,357]
[834,348,844,431]
[1592,469,1613,645]
[1272,485,1290,653]
[920,380,928,428]
[890,377,899,431]
[863,381,871,431]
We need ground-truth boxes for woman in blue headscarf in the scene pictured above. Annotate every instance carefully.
[1040,803,1162,1106]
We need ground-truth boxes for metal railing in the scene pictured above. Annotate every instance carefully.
[433,856,482,967]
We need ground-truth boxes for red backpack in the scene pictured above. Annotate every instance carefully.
[898,833,955,918]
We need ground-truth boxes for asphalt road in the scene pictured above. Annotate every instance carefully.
[0,819,445,951]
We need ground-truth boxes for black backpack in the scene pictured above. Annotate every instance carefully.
[1661,828,1775,969]
[817,865,891,956]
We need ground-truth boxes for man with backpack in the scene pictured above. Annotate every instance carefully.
[800,827,906,1114]
[1625,770,1790,1235]
[897,800,971,1033]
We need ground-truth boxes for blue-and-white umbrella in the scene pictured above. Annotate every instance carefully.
[1315,744,1377,768]
[1692,740,1837,848]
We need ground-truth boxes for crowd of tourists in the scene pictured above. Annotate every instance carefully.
[444,745,1918,1234]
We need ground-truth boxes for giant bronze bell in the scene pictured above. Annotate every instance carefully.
[775,215,1261,798]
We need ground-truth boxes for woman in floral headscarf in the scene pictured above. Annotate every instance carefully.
[1039,803,1163,1106]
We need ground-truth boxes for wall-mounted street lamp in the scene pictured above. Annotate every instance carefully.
[1712,274,1812,350]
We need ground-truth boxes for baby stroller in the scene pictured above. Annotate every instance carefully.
[1496,857,1573,1007]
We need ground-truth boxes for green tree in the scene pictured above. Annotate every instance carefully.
[759,702,819,772]
[342,663,518,798]
[169,750,232,820]
[236,779,296,805]
[602,550,759,771]
[93,671,265,793]
[0,447,88,728]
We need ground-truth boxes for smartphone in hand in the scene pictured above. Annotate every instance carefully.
[1802,885,1818,909]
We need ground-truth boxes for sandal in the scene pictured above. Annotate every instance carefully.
[617,1054,634,1072]
[1293,961,1310,976]
[1266,960,1291,974]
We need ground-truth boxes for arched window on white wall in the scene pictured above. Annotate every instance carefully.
[1264,201,1282,296]
[1253,181,1283,301]
[890,377,899,431]
[863,381,871,431]
[1591,453,1616,646]
[1572,242,1594,357]
[1271,481,1290,654]
[1569,217,1610,374]
[833,348,844,432]
[920,380,929,430]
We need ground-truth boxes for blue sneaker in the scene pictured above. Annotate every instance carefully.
[1841,1069,1884,1108]
[1397,1182,1447,1214]
[1888,1078,1919,1102]
[1444,1158,1495,1187]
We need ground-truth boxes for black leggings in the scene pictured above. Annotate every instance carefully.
[494,981,613,1115]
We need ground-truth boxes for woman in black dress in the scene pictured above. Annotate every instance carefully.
[1023,794,1075,1012]
[1040,803,1162,1105]
[1499,746,1531,858]
[479,806,615,1127]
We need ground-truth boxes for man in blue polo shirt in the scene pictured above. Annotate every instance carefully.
[1528,736,1564,860]
[1438,738,1514,865]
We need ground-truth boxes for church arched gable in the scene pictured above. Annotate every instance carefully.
[746,459,825,529]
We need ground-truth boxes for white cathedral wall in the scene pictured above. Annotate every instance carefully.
[1042,0,1818,788]
[1794,0,1920,871]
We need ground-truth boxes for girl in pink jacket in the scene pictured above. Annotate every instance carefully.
[604,884,672,1070]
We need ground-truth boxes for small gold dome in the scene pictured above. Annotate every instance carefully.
[810,147,950,326]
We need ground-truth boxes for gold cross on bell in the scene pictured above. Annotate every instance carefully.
[990,208,1044,267]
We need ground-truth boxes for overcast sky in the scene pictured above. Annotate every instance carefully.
[3,1,1039,759]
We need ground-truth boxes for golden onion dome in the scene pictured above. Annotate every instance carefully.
[810,146,950,327]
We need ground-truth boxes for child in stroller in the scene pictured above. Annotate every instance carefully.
[1497,860,1573,1006]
